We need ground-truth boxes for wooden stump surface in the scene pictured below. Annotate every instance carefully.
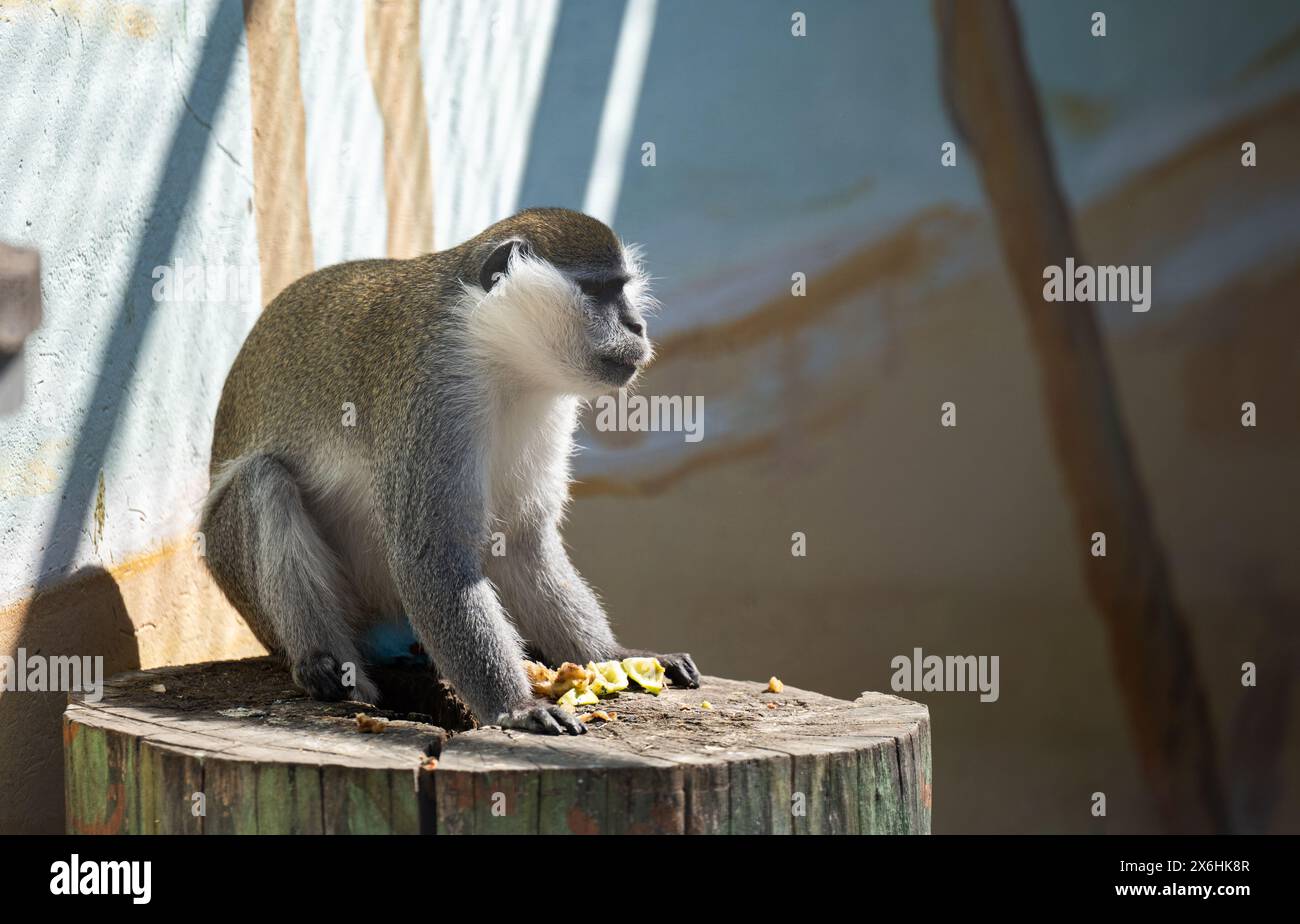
[64,657,931,834]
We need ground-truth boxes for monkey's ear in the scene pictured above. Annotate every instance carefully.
[480,239,524,292]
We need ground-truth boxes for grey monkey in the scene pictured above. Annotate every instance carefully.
[200,208,700,735]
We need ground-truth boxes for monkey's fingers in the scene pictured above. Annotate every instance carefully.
[498,704,587,735]
[660,653,701,689]
[545,705,588,735]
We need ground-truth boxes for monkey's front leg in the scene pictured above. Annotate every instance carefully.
[378,400,587,734]
[489,524,701,688]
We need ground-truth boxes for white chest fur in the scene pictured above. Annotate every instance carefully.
[483,390,579,530]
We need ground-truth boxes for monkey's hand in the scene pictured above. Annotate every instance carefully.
[493,698,588,735]
[617,649,702,689]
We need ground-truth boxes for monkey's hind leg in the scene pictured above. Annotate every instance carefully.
[200,454,379,703]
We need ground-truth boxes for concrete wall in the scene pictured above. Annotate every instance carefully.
[2,0,1299,833]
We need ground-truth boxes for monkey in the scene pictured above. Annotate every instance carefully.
[200,208,700,735]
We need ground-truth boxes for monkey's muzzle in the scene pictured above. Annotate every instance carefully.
[595,355,641,387]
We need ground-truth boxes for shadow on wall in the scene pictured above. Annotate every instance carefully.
[0,568,139,834]
[516,0,627,210]
[21,2,242,601]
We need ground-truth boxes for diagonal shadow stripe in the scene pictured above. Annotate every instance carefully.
[515,0,628,210]
[28,0,245,596]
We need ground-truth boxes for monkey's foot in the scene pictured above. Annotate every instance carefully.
[494,702,587,735]
[656,652,702,689]
[291,651,380,705]
[619,650,701,689]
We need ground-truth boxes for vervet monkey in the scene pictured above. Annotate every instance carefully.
[201,209,700,734]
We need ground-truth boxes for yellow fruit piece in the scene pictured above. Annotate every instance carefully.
[767,676,784,694]
[575,689,599,706]
[524,661,557,697]
[621,657,666,695]
[586,660,630,695]
[550,662,596,698]
[579,710,617,724]
[700,701,713,710]
[554,688,579,712]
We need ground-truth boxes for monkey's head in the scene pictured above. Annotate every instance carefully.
[463,208,656,398]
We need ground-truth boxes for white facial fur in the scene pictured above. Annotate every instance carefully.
[463,244,655,399]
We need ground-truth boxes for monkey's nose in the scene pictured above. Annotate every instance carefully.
[620,314,646,337]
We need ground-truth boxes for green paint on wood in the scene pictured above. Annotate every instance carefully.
[388,769,421,834]
[206,759,260,834]
[139,743,204,834]
[536,766,607,835]
[255,764,324,834]
[474,770,540,834]
[729,751,792,834]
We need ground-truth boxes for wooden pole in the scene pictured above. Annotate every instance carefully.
[932,0,1227,832]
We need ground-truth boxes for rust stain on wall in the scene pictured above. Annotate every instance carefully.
[365,0,435,256]
[654,205,974,363]
[1075,91,1300,444]
[109,2,155,38]
[0,437,70,497]
[0,536,239,629]
[1233,21,1300,84]
[1087,91,1300,223]
[244,0,314,305]
[3,0,158,39]
[572,391,865,499]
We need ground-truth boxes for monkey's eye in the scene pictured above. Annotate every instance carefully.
[578,278,626,302]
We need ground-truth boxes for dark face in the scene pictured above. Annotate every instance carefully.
[571,268,650,387]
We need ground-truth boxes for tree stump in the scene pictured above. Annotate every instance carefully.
[63,657,931,834]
